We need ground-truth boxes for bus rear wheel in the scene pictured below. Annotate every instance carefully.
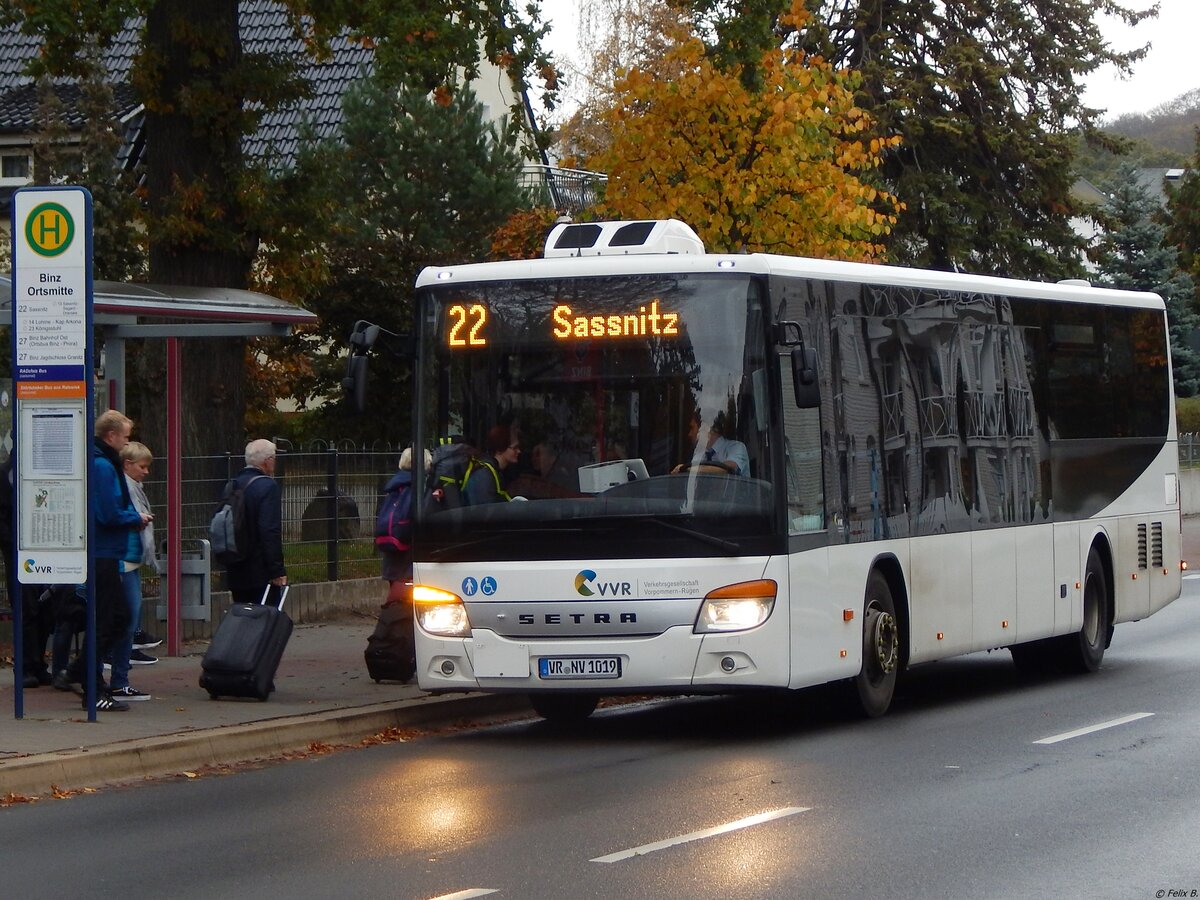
[529,693,598,723]
[854,570,900,718]
[1011,546,1110,676]
[1059,546,1110,673]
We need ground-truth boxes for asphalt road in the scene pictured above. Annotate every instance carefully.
[4,583,1200,900]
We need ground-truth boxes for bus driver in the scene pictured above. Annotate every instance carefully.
[672,411,749,476]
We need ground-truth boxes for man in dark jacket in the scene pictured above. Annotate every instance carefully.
[224,439,287,605]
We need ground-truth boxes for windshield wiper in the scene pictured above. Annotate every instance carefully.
[426,526,585,558]
[427,519,738,557]
[427,533,506,559]
[630,516,741,554]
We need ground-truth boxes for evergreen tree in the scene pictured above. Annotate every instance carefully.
[684,0,1156,279]
[1095,164,1200,397]
[1165,129,1200,286]
[257,79,530,442]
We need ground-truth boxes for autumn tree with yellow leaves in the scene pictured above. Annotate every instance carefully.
[586,3,901,261]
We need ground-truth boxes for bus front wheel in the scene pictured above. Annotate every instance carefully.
[530,693,598,723]
[854,570,900,718]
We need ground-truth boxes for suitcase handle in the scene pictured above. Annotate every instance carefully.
[261,584,289,611]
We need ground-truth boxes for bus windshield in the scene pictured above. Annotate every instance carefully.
[416,273,783,560]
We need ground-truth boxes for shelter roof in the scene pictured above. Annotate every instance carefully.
[0,274,318,328]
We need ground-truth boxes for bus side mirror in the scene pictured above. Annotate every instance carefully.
[348,320,381,353]
[342,354,369,414]
[791,346,820,409]
[343,319,409,413]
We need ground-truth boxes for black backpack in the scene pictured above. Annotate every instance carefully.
[364,600,416,683]
[424,443,476,512]
[44,584,85,632]
[209,474,267,564]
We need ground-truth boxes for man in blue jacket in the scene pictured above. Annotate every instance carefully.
[224,439,287,605]
[54,410,151,711]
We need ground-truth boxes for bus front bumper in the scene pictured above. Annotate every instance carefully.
[415,625,790,693]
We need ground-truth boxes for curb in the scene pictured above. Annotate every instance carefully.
[0,692,532,798]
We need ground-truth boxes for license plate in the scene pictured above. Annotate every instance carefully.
[538,656,622,679]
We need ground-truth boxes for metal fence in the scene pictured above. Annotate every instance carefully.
[158,446,400,586]
[1,444,402,609]
[1181,433,1200,468]
[519,164,607,215]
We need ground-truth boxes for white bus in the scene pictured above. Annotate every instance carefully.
[353,218,1182,721]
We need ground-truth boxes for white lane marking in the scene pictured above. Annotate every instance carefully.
[591,806,811,864]
[427,890,498,900]
[1033,712,1155,745]
[1183,573,1200,580]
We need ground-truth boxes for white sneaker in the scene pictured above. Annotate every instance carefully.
[109,685,151,701]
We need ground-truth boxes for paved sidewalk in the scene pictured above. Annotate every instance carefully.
[1,612,529,798]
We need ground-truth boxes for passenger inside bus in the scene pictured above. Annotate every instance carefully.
[463,425,520,504]
[507,441,579,499]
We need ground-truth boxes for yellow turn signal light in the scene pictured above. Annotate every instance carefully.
[695,580,777,633]
[413,584,460,605]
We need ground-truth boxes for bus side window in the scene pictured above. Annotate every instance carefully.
[781,355,824,534]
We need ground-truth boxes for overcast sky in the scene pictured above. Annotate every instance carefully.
[1081,0,1200,117]
[538,0,1200,120]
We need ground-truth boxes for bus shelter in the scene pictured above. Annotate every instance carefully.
[1,275,318,657]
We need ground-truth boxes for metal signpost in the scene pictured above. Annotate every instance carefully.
[10,187,94,720]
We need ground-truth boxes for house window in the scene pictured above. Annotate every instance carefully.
[1,152,32,183]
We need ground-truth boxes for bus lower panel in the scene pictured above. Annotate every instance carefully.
[415,624,791,693]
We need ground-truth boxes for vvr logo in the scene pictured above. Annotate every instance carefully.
[23,558,51,574]
[574,569,632,597]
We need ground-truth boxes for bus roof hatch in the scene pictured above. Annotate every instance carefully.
[544,219,705,258]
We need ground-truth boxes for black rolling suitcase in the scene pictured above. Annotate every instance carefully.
[364,600,416,683]
[200,586,292,701]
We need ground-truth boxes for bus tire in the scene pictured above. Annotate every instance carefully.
[1060,546,1109,673]
[854,570,901,718]
[530,693,598,723]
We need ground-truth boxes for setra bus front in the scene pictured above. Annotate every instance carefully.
[407,221,818,720]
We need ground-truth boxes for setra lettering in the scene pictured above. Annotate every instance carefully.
[512,611,640,625]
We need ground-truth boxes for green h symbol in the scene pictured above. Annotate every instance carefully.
[36,211,63,243]
[25,201,74,257]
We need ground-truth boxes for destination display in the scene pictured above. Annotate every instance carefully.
[446,298,681,348]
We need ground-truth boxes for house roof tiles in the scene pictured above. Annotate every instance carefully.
[0,1,372,166]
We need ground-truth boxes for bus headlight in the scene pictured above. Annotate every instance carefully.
[694,580,777,633]
[413,585,472,637]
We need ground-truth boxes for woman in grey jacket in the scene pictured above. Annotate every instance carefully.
[110,441,159,701]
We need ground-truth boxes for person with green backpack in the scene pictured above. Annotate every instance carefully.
[463,424,520,505]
